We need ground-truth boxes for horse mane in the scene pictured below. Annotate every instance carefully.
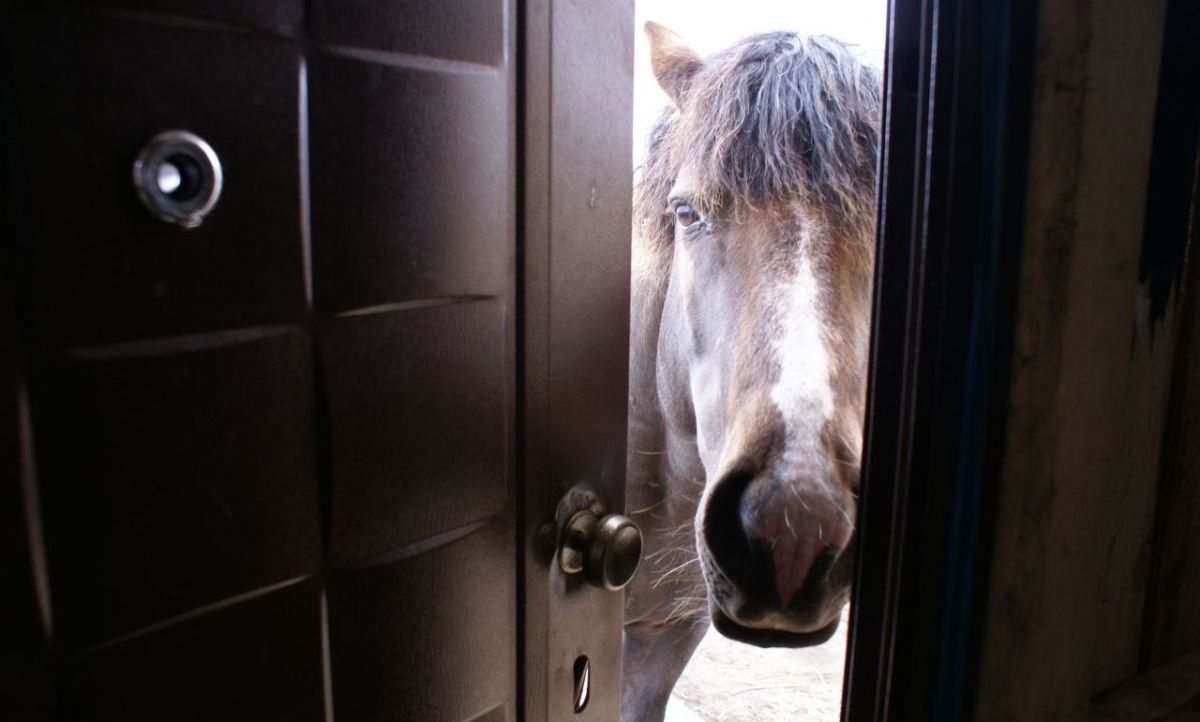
[634,32,882,262]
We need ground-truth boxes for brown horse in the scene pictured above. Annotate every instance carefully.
[621,22,881,721]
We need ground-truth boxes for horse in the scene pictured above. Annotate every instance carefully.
[621,22,881,721]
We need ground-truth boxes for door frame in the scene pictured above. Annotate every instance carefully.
[843,0,1038,720]
[514,0,1043,717]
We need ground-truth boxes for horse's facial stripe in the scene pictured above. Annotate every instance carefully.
[769,246,836,479]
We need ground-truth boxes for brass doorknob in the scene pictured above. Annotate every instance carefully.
[559,510,642,591]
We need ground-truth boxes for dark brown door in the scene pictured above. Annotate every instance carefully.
[0,1,633,720]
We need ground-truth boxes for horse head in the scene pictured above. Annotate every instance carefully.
[627,22,880,651]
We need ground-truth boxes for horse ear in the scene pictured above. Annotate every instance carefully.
[645,21,704,107]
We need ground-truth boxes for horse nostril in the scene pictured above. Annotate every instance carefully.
[700,466,757,582]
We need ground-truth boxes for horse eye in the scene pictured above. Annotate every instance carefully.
[674,203,701,228]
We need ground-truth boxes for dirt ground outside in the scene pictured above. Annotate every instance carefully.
[663,619,848,722]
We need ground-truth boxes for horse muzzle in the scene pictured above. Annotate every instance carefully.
[698,462,856,643]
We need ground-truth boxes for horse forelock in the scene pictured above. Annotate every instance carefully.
[633,31,881,280]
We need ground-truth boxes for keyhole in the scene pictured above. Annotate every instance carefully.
[573,655,590,714]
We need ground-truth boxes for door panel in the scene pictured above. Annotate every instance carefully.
[1,1,520,718]
[321,301,508,566]
[326,521,515,722]
[0,302,53,716]
[67,580,325,722]
[310,0,505,65]
[2,10,306,349]
[8,0,305,36]
[31,330,320,651]
[308,53,510,312]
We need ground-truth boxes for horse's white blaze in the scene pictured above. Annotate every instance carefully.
[770,248,835,478]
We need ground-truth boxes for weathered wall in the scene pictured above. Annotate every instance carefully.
[1142,238,1200,669]
[974,0,1174,720]
[1138,0,1200,671]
